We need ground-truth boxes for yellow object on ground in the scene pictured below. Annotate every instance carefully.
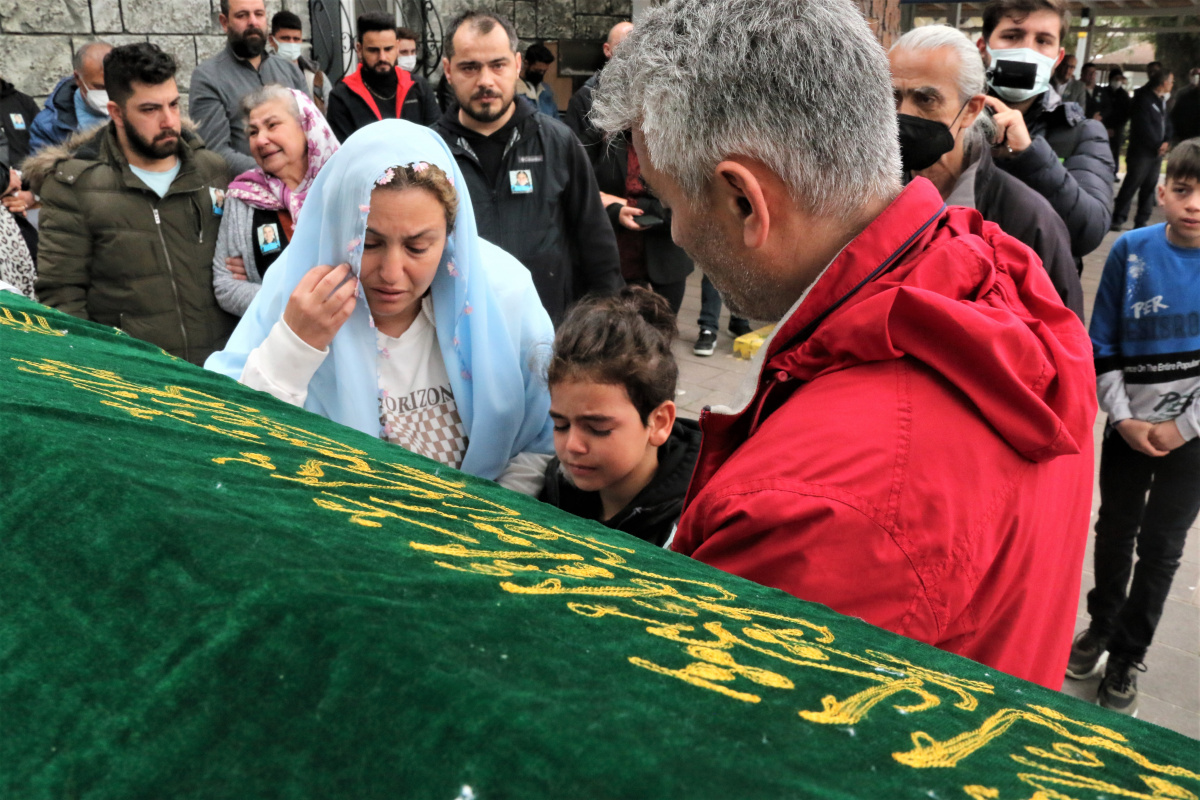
[733,324,776,359]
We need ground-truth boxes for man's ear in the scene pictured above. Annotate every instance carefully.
[712,160,771,250]
[976,36,989,64]
[108,100,123,128]
[355,41,363,60]
[961,94,987,129]
[218,12,229,32]
[647,400,676,447]
[441,56,451,81]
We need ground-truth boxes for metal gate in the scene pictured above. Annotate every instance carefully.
[309,0,354,82]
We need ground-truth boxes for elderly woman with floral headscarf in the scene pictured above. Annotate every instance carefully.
[212,85,338,316]
[206,120,555,495]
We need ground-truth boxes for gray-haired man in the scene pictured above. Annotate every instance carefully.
[889,25,1081,318]
[591,0,1097,688]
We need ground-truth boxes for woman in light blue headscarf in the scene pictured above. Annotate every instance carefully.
[206,120,555,495]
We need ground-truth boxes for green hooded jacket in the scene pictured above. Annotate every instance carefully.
[27,122,235,365]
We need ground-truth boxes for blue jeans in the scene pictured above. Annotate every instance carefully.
[698,274,747,330]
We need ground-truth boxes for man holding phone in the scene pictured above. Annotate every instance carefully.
[976,0,1114,262]
[592,129,693,315]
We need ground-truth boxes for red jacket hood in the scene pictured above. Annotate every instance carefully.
[756,178,1095,463]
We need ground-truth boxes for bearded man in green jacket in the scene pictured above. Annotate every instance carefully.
[29,43,234,366]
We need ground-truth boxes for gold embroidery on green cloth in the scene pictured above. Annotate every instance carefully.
[13,355,1199,800]
[1,307,68,335]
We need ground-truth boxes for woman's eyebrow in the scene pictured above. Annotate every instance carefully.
[363,227,438,240]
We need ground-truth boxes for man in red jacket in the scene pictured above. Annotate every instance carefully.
[325,13,440,142]
[591,0,1097,689]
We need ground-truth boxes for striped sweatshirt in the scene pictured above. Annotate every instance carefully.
[1090,223,1200,440]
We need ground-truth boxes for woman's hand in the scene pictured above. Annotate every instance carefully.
[600,191,626,208]
[618,204,645,231]
[2,193,27,215]
[226,256,248,281]
[283,263,357,351]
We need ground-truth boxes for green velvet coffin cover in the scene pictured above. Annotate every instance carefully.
[1,293,1196,799]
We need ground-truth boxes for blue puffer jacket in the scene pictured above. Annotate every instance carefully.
[28,76,78,153]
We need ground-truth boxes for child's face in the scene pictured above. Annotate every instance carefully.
[550,379,667,494]
[1160,176,1200,247]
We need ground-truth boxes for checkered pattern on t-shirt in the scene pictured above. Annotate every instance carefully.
[380,400,469,468]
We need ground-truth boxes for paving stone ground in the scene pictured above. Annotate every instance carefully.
[669,188,1199,739]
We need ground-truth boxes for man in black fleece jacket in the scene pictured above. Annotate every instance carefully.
[432,10,621,324]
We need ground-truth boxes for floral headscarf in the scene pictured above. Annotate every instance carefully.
[226,89,338,221]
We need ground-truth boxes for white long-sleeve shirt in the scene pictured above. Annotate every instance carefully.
[240,298,549,495]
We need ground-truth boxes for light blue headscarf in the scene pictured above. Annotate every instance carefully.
[206,120,554,480]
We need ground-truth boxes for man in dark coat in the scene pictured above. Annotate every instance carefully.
[0,77,39,166]
[325,14,440,141]
[976,0,1114,260]
[590,130,693,313]
[890,25,1082,314]
[0,77,41,270]
[1102,69,1133,168]
[432,10,621,325]
[1169,70,1200,144]
[564,20,633,163]
[1112,70,1174,230]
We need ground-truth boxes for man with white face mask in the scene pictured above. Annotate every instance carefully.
[29,42,114,153]
[976,0,1114,262]
[270,11,328,115]
[890,25,1081,318]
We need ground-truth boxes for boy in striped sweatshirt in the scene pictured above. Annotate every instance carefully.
[1067,138,1200,716]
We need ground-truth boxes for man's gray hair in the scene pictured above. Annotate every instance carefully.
[590,0,901,218]
[73,41,112,74]
[240,83,301,122]
[890,25,985,105]
[890,25,997,157]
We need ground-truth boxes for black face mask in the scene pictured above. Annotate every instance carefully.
[897,114,956,173]
[525,70,545,87]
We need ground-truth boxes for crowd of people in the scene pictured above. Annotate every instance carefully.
[0,0,1197,721]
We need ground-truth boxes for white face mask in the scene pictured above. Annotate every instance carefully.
[987,46,1057,103]
[274,41,303,62]
[398,54,418,72]
[82,83,110,116]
